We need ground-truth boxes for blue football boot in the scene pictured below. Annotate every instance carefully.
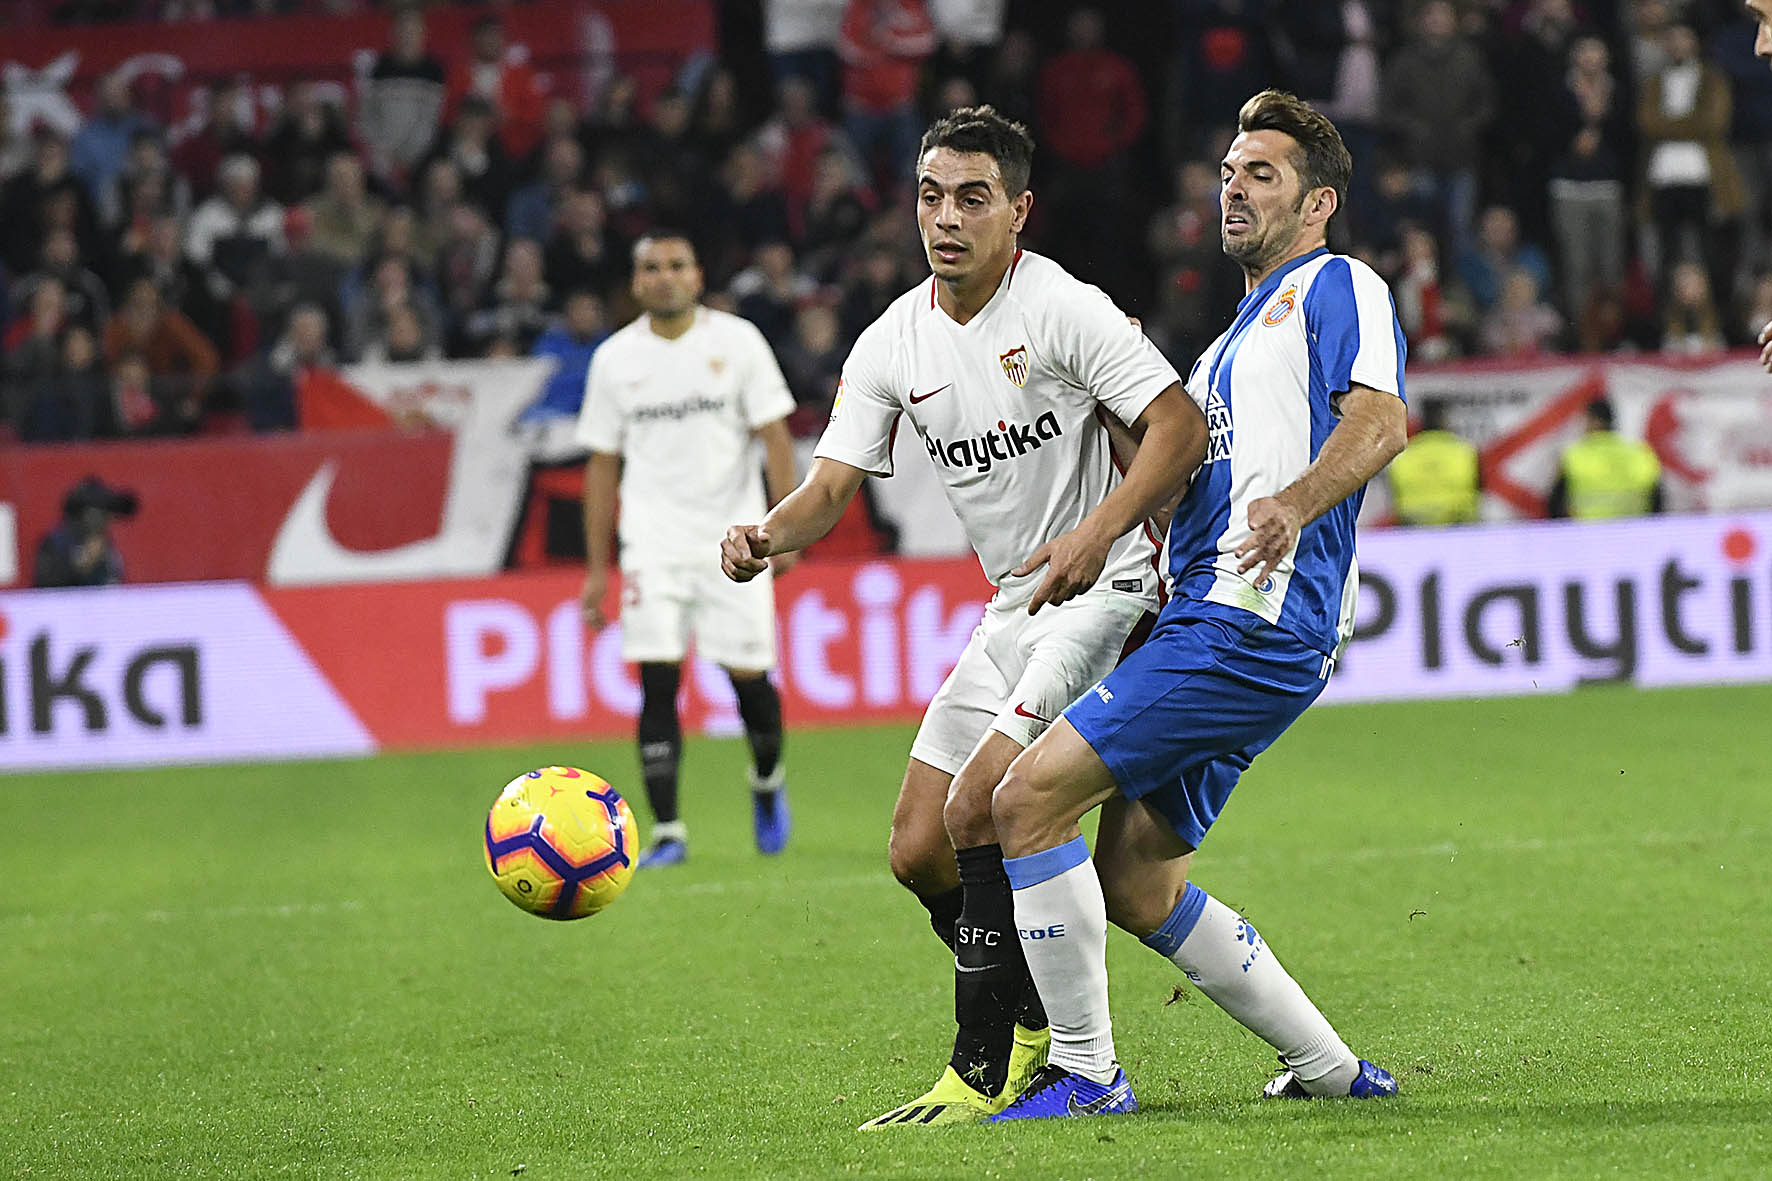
[1261,1057,1397,1099]
[751,768,791,855]
[988,1063,1138,1121]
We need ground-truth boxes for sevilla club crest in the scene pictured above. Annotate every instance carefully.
[999,345,1029,387]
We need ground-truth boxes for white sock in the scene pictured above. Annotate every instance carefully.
[1004,835,1118,1085]
[650,820,687,844]
[1141,883,1359,1095]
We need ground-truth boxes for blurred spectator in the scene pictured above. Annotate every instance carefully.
[361,1,447,191]
[1387,400,1480,526]
[238,301,331,430]
[525,287,607,422]
[33,476,136,589]
[838,240,915,340]
[983,28,1038,129]
[0,95,31,181]
[1493,0,1580,238]
[1167,0,1271,157]
[114,130,192,235]
[754,77,844,237]
[1639,22,1744,306]
[1549,34,1629,319]
[764,0,848,113]
[27,325,110,441]
[708,143,791,279]
[463,237,552,355]
[427,95,513,220]
[102,277,219,426]
[506,134,584,243]
[1624,0,1674,84]
[262,83,352,206]
[107,352,163,435]
[799,146,872,279]
[70,70,149,222]
[926,0,1006,88]
[1548,398,1662,519]
[346,254,442,362]
[185,153,285,302]
[543,187,616,303]
[115,213,227,354]
[1382,0,1493,248]
[303,151,385,271]
[777,299,844,409]
[0,132,104,276]
[1478,268,1562,357]
[1457,206,1552,312]
[412,156,463,268]
[633,88,711,230]
[1146,158,1238,361]
[3,281,73,436]
[13,228,110,334]
[373,302,441,364]
[1354,155,1438,258]
[839,0,936,196]
[728,240,818,349]
[171,80,259,201]
[435,200,501,336]
[1037,8,1146,292]
[1661,260,1724,355]
[1391,222,1461,361]
[1713,14,1772,281]
[447,12,546,161]
[689,67,750,163]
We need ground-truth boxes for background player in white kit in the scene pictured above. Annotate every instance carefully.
[577,231,799,868]
[721,107,1209,1128]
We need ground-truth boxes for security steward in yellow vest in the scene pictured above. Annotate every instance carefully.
[1547,398,1663,520]
[1388,401,1481,525]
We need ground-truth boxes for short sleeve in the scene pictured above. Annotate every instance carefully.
[813,321,902,478]
[737,320,796,429]
[1303,257,1407,403]
[1048,280,1183,427]
[574,340,623,453]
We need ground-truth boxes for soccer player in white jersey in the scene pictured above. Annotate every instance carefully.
[720,107,1208,1127]
[576,231,800,868]
[986,90,1410,1120]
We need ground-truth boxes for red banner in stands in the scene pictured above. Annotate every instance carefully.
[0,1,714,135]
[0,428,453,585]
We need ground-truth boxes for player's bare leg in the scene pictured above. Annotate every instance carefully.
[725,667,789,854]
[861,744,1048,1129]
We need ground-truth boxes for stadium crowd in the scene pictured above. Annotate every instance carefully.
[1,0,1769,449]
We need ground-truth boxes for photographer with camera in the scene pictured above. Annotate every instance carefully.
[33,476,139,588]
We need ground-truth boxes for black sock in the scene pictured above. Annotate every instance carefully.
[921,885,964,952]
[729,673,783,782]
[637,663,682,825]
[948,844,1037,1095]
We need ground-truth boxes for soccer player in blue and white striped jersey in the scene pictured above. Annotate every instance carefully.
[987,90,1410,1120]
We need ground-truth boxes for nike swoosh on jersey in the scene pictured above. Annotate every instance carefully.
[908,382,952,404]
[1012,702,1051,723]
[1067,1081,1132,1116]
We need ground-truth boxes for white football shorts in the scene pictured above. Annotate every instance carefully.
[909,585,1156,776]
[618,559,777,670]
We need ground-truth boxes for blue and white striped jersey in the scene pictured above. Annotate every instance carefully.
[1169,247,1406,657]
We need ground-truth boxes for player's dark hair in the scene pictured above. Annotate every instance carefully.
[916,105,1034,196]
[631,228,699,264]
[1236,89,1352,220]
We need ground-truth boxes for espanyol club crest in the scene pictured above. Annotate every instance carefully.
[999,345,1029,387]
[1262,285,1297,327]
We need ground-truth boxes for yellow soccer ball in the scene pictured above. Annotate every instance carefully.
[483,767,637,920]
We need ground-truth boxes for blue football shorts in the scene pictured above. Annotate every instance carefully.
[1063,598,1332,850]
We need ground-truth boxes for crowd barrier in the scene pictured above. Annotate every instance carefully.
[2,510,1768,771]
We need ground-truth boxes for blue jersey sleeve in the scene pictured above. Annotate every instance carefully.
[1302,256,1407,404]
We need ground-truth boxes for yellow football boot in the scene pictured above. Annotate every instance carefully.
[858,1024,1050,1130]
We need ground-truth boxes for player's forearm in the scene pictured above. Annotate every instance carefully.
[758,459,864,555]
[1080,394,1206,545]
[758,421,798,509]
[582,453,620,573]
[1274,393,1407,527]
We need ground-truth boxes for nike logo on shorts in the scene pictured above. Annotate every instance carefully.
[909,383,952,404]
[1012,702,1050,723]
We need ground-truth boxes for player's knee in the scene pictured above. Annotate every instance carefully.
[1097,861,1167,937]
[989,760,1040,847]
[886,821,949,893]
[942,771,996,848]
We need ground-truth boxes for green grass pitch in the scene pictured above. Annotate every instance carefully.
[3,683,1769,1179]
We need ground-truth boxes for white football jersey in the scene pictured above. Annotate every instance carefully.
[576,307,795,566]
[816,249,1179,601]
